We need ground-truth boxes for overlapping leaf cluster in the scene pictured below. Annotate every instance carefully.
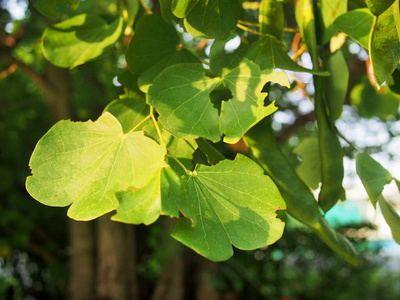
[26,0,400,264]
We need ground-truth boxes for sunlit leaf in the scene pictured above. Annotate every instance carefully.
[149,60,290,144]
[42,14,123,68]
[356,153,393,207]
[369,4,400,87]
[172,154,286,261]
[112,166,184,224]
[26,112,166,220]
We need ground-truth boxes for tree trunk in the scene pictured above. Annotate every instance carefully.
[70,221,96,300]
[96,215,139,300]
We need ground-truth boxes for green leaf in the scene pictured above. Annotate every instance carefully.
[369,4,400,87]
[379,197,400,244]
[210,36,330,76]
[138,49,200,93]
[356,153,393,207]
[295,0,318,65]
[42,14,123,68]
[259,0,285,39]
[172,0,199,18]
[366,0,395,16]
[315,76,344,213]
[26,112,166,221]
[293,137,321,190]
[126,15,198,76]
[183,0,241,39]
[149,63,221,142]
[220,61,289,143]
[394,0,400,41]
[333,9,374,49]
[112,166,184,224]
[316,0,347,44]
[324,50,349,123]
[34,0,80,18]
[350,79,400,120]
[164,134,197,174]
[149,60,290,143]
[159,0,176,23]
[104,98,150,133]
[244,119,358,265]
[172,154,286,261]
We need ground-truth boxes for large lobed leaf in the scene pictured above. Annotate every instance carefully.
[148,59,290,144]
[26,112,166,221]
[42,14,123,68]
[172,154,286,261]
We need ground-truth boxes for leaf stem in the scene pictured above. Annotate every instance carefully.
[336,130,361,152]
[236,24,264,36]
[150,106,165,146]
[128,115,151,133]
[168,155,190,175]
[199,58,210,66]
[238,20,260,27]
[139,0,152,14]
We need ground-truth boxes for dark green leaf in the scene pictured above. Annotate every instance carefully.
[369,4,400,87]
[315,76,344,213]
[334,9,373,49]
[356,153,393,207]
[172,154,286,261]
[184,0,241,39]
[366,0,395,16]
[126,15,181,74]
[34,0,80,18]
[26,113,166,221]
[42,14,123,68]
[379,197,400,244]
[324,49,349,123]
